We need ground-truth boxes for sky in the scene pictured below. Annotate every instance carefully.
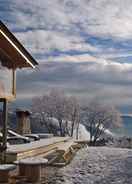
[1,0,132,113]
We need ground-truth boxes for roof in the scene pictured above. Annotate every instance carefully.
[16,108,31,116]
[0,21,38,69]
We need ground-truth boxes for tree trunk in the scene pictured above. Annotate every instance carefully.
[59,119,63,136]
[76,121,79,140]
[89,123,93,143]
[71,120,75,137]
[65,121,70,136]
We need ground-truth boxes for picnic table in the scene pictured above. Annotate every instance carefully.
[15,157,48,182]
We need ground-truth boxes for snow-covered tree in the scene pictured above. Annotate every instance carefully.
[81,100,122,145]
[32,89,80,137]
[65,96,80,137]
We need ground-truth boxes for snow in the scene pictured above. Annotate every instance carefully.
[18,157,48,165]
[104,129,114,136]
[43,147,132,184]
[7,137,70,153]
[0,164,16,171]
[73,124,90,140]
[73,123,114,141]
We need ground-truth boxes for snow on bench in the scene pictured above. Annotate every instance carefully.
[6,137,71,162]
[7,137,70,153]
[36,133,54,139]
[17,157,48,165]
[57,140,75,154]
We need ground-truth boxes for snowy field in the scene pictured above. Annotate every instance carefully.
[43,147,132,184]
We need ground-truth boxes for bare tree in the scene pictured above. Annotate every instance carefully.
[81,100,122,145]
[32,95,54,134]
[66,96,80,137]
[48,89,68,136]
[31,89,80,137]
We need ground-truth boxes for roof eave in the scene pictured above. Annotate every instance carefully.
[0,21,38,68]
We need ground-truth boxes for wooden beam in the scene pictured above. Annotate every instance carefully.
[2,99,8,163]
[0,28,37,68]
[12,70,16,97]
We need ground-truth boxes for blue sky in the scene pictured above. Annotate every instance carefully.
[1,0,132,113]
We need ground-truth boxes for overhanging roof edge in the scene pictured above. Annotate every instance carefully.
[0,20,38,68]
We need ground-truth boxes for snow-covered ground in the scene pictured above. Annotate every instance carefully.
[43,147,132,184]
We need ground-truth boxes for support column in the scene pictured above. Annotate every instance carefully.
[0,98,8,164]
[16,110,31,135]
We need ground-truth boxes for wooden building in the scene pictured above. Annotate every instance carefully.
[0,20,38,100]
[0,21,38,162]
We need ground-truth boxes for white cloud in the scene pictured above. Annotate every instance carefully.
[40,53,132,72]
[2,0,132,110]
[15,30,98,55]
[6,0,132,40]
[4,0,132,60]
[80,0,132,39]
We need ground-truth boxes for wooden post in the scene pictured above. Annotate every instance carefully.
[16,110,31,135]
[12,69,16,97]
[1,99,8,163]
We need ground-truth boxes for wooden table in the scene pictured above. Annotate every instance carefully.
[17,157,48,182]
[0,164,16,182]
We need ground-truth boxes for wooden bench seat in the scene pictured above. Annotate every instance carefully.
[0,164,16,183]
[15,157,48,182]
[6,137,71,162]
[71,142,82,150]
[53,141,76,165]
[74,140,89,145]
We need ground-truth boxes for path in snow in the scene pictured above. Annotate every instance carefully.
[43,147,132,184]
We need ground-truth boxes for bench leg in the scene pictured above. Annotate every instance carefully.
[0,170,9,182]
[19,164,26,176]
[20,165,41,182]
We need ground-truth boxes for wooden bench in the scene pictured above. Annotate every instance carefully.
[0,164,16,183]
[6,137,71,162]
[74,140,89,147]
[15,157,48,182]
[53,141,76,166]
[71,142,82,150]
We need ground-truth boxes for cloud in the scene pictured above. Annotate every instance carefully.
[2,0,132,59]
[15,59,132,108]
[80,0,132,39]
[1,0,132,111]
[15,30,98,56]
